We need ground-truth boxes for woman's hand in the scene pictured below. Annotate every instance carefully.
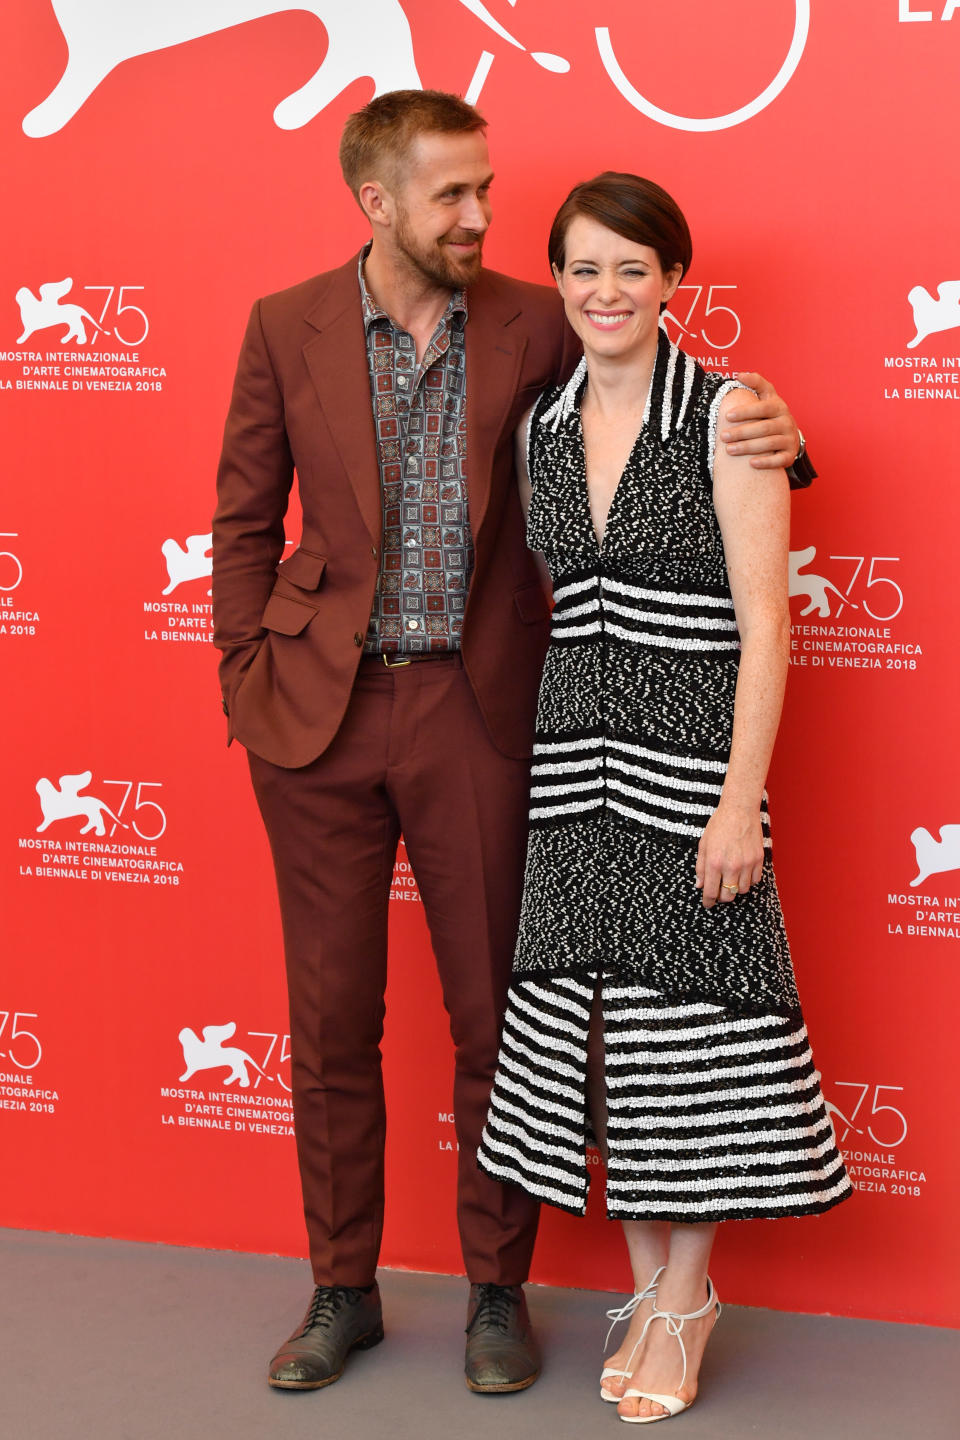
[695,802,765,908]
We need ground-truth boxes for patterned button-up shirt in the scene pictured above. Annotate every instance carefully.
[359,248,473,653]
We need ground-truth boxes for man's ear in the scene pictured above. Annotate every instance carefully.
[359,180,392,230]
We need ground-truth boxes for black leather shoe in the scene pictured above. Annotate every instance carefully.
[464,1283,540,1393]
[268,1283,384,1389]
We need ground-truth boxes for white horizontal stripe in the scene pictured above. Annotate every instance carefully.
[508,988,592,1043]
[606,740,729,773]
[550,620,602,638]
[530,797,604,820]
[477,1148,584,1210]
[603,598,739,632]
[552,597,600,621]
[493,1063,585,1117]
[605,619,739,651]
[597,982,663,1001]
[606,756,724,797]
[604,997,726,1021]
[533,736,605,755]
[607,776,716,817]
[608,1014,805,1046]
[606,1047,814,1090]
[606,1153,847,1195]
[520,980,594,1023]
[603,577,735,611]
[531,757,602,776]
[478,1133,586,1193]
[605,796,704,837]
[606,1096,829,1132]
[605,1174,852,1215]
[551,575,598,603]
[612,1115,834,1154]
[605,1070,820,1111]
[485,1104,584,1159]
[500,1018,586,1080]
[530,780,602,799]
[605,1030,811,1069]
[606,1131,841,1177]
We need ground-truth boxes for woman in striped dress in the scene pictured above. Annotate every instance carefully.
[477,174,851,1423]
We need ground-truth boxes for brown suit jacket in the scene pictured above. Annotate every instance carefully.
[212,253,579,769]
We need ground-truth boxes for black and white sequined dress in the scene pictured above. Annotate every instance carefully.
[477,332,851,1222]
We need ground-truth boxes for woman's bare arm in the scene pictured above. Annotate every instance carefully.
[696,387,791,908]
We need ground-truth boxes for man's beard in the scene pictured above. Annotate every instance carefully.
[394,209,484,290]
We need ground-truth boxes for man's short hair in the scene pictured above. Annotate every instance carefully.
[339,89,486,203]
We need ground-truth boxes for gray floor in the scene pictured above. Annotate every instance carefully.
[1,1228,956,1440]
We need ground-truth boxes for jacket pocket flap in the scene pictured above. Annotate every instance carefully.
[278,547,327,590]
[513,581,550,624]
[261,592,316,636]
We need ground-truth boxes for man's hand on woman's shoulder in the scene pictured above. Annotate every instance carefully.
[720,370,801,471]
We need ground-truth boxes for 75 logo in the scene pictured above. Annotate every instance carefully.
[789,546,904,621]
[826,1083,907,1148]
[35,770,167,839]
[662,285,742,350]
[0,1011,41,1069]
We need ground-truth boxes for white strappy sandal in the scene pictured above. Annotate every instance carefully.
[599,1266,665,1402]
[618,1277,721,1423]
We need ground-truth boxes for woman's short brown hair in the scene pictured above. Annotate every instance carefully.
[339,89,486,202]
[548,172,692,282]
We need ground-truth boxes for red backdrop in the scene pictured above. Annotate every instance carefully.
[2,0,958,1328]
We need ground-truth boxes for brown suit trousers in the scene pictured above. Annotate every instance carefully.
[248,657,538,1285]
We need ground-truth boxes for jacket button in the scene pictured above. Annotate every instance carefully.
[370,545,377,557]
[353,632,363,646]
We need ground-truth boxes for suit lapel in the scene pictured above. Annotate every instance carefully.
[300,261,527,549]
[465,277,526,542]
[302,257,381,547]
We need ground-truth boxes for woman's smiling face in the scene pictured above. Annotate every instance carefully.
[553,215,682,363]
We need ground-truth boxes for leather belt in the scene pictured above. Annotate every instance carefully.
[361,651,459,668]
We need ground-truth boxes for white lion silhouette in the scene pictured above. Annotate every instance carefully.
[22,0,422,138]
[910,824,960,888]
[22,1,568,139]
[178,1023,266,1087]
[788,546,855,619]
[907,281,960,350]
[36,771,127,835]
[16,278,107,345]
[162,532,212,596]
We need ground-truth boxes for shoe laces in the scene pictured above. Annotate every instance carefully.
[303,1284,366,1333]
[466,1283,519,1335]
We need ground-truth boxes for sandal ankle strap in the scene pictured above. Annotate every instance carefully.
[603,1266,666,1352]
[640,1277,719,1392]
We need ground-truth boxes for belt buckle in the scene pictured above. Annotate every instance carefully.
[382,652,412,668]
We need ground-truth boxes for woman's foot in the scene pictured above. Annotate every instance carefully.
[617,1280,719,1422]
[601,1293,657,1400]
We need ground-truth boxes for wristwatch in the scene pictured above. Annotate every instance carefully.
[786,428,816,490]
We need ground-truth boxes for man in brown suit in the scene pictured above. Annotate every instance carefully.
[212,90,801,1395]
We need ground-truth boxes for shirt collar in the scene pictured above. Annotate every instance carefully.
[358,242,468,333]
